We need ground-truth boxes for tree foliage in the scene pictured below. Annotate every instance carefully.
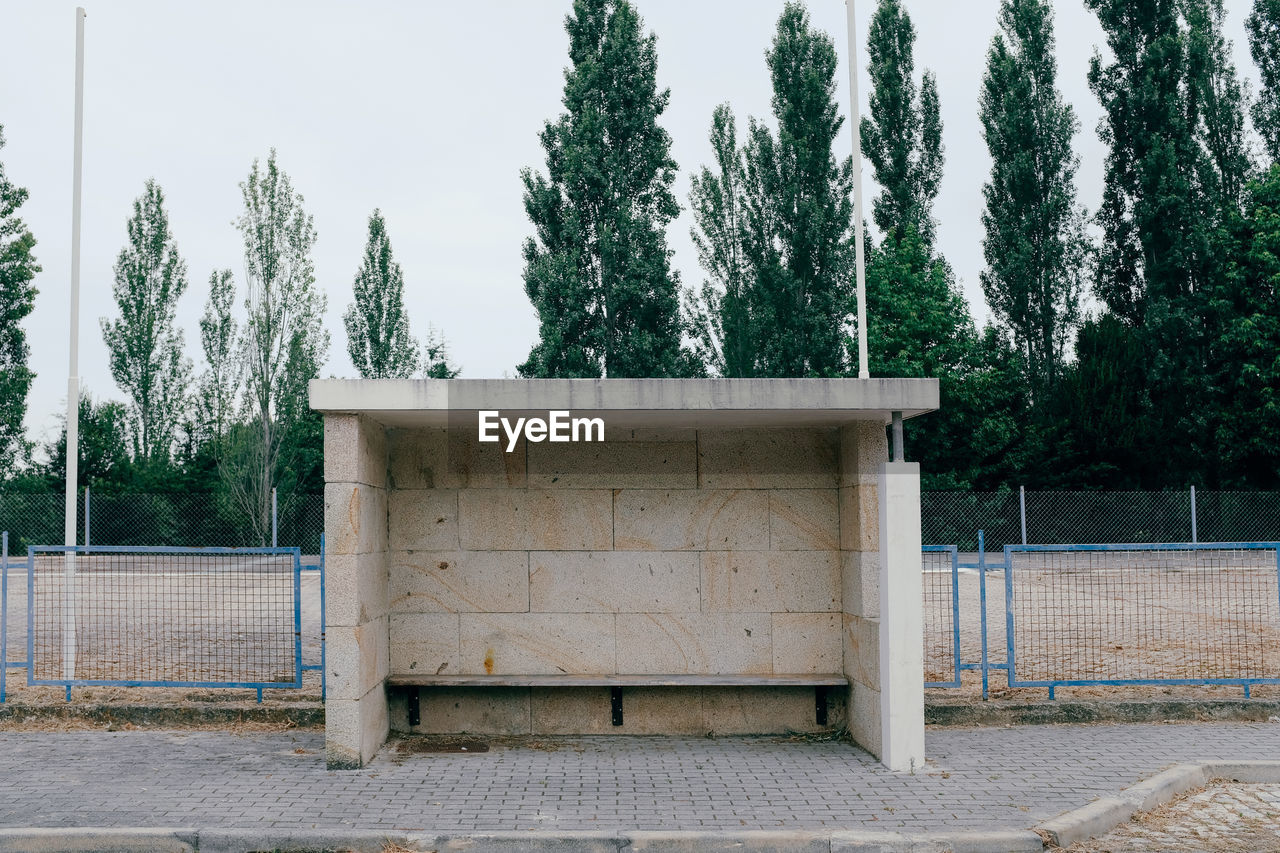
[979,0,1085,404]
[230,150,328,542]
[1249,0,1280,163]
[0,125,39,480]
[344,210,421,379]
[519,0,695,378]
[196,269,239,447]
[100,179,192,462]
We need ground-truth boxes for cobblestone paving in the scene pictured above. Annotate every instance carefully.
[1068,783,1280,851]
[1,722,1278,832]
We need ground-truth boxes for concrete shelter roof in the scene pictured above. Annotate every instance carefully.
[309,378,939,429]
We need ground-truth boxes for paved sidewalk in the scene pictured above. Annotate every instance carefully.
[0,722,1277,834]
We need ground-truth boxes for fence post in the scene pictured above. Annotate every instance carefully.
[272,488,278,548]
[1190,485,1198,544]
[978,529,989,701]
[84,487,90,550]
[1,531,7,703]
[1019,486,1027,545]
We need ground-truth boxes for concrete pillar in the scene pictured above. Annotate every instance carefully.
[878,461,924,772]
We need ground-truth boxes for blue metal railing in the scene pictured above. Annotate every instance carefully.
[924,534,1280,700]
[1,538,326,703]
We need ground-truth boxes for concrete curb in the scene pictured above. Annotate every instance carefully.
[1035,760,1280,848]
[926,699,1280,728]
[0,828,1046,852]
[0,703,323,729]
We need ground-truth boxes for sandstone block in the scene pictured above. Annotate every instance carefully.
[703,686,845,734]
[615,613,771,674]
[769,489,839,550]
[323,414,388,488]
[613,490,768,551]
[839,484,879,552]
[772,613,842,674]
[458,489,613,551]
[387,489,459,551]
[459,613,616,675]
[389,612,460,676]
[843,613,880,688]
[408,687,530,735]
[698,428,838,489]
[701,551,840,613]
[839,421,888,487]
[325,682,390,768]
[842,550,879,619]
[529,551,699,613]
[324,483,388,556]
[847,682,882,759]
[387,426,526,490]
[324,551,388,628]
[529,686,706,735]
[527,441,697,489]
[389,551,528,614]
[327,618,389,702]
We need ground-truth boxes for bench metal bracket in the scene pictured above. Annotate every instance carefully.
[815,686,828,726]
[408,686,421,727]
[611,687,624,726]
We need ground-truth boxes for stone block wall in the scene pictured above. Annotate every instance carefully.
[323,414,392,769]
[379,423,885,737]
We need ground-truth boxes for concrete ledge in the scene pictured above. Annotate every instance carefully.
[1036,760,1280,849]
[310,377,940,428]
[926,699,1280,727]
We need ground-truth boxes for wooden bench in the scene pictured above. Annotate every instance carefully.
[387,673,850,727]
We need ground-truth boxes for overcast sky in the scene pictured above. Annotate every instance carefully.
[0,0,1262,446]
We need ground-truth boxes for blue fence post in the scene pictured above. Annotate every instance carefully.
[1,531,7,703]
[978,529,989,701]
[320,533,326,702]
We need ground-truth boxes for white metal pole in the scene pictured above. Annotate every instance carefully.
[846,0,870,380]
[63,7,86,682]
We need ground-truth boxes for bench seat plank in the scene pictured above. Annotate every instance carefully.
[387,673,848,688]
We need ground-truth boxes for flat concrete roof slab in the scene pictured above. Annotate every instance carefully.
[308,378,939,428]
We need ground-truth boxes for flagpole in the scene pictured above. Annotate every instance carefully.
[64,6,86,682]
[846,0,870,379]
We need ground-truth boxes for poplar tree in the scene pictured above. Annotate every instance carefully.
[196,269,239,447]
[519,0,696,378]
[0,126,39,478]
[686,4,854,377]
[1249,0,1280,163]
[979,0,1085,403]
[860,0,942,247]
[229,150,328,542]
[685,105,752,377]
[741,2,855,377]
[100,179,192,462]
[344,210,421,379]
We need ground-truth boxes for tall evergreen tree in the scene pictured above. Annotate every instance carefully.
[979,0,1085,404]
[685,105,752,377]
[1084,0,1249,484]
[0,125,39,480]
[686,4,854,378]
[1249,0,1280,163]
[196,269,239,447]
[519,0,696,378]
[344,210,421,379]
[420,326,460,379]
[740,2,855,377]
[100,179,192,462]
[861,0,943,247]
[229,150,328,543]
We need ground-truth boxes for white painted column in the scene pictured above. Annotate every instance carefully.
[878,460,924,772]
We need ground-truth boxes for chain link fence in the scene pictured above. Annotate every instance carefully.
[923,490,1280,550]
[0,492,324,553]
